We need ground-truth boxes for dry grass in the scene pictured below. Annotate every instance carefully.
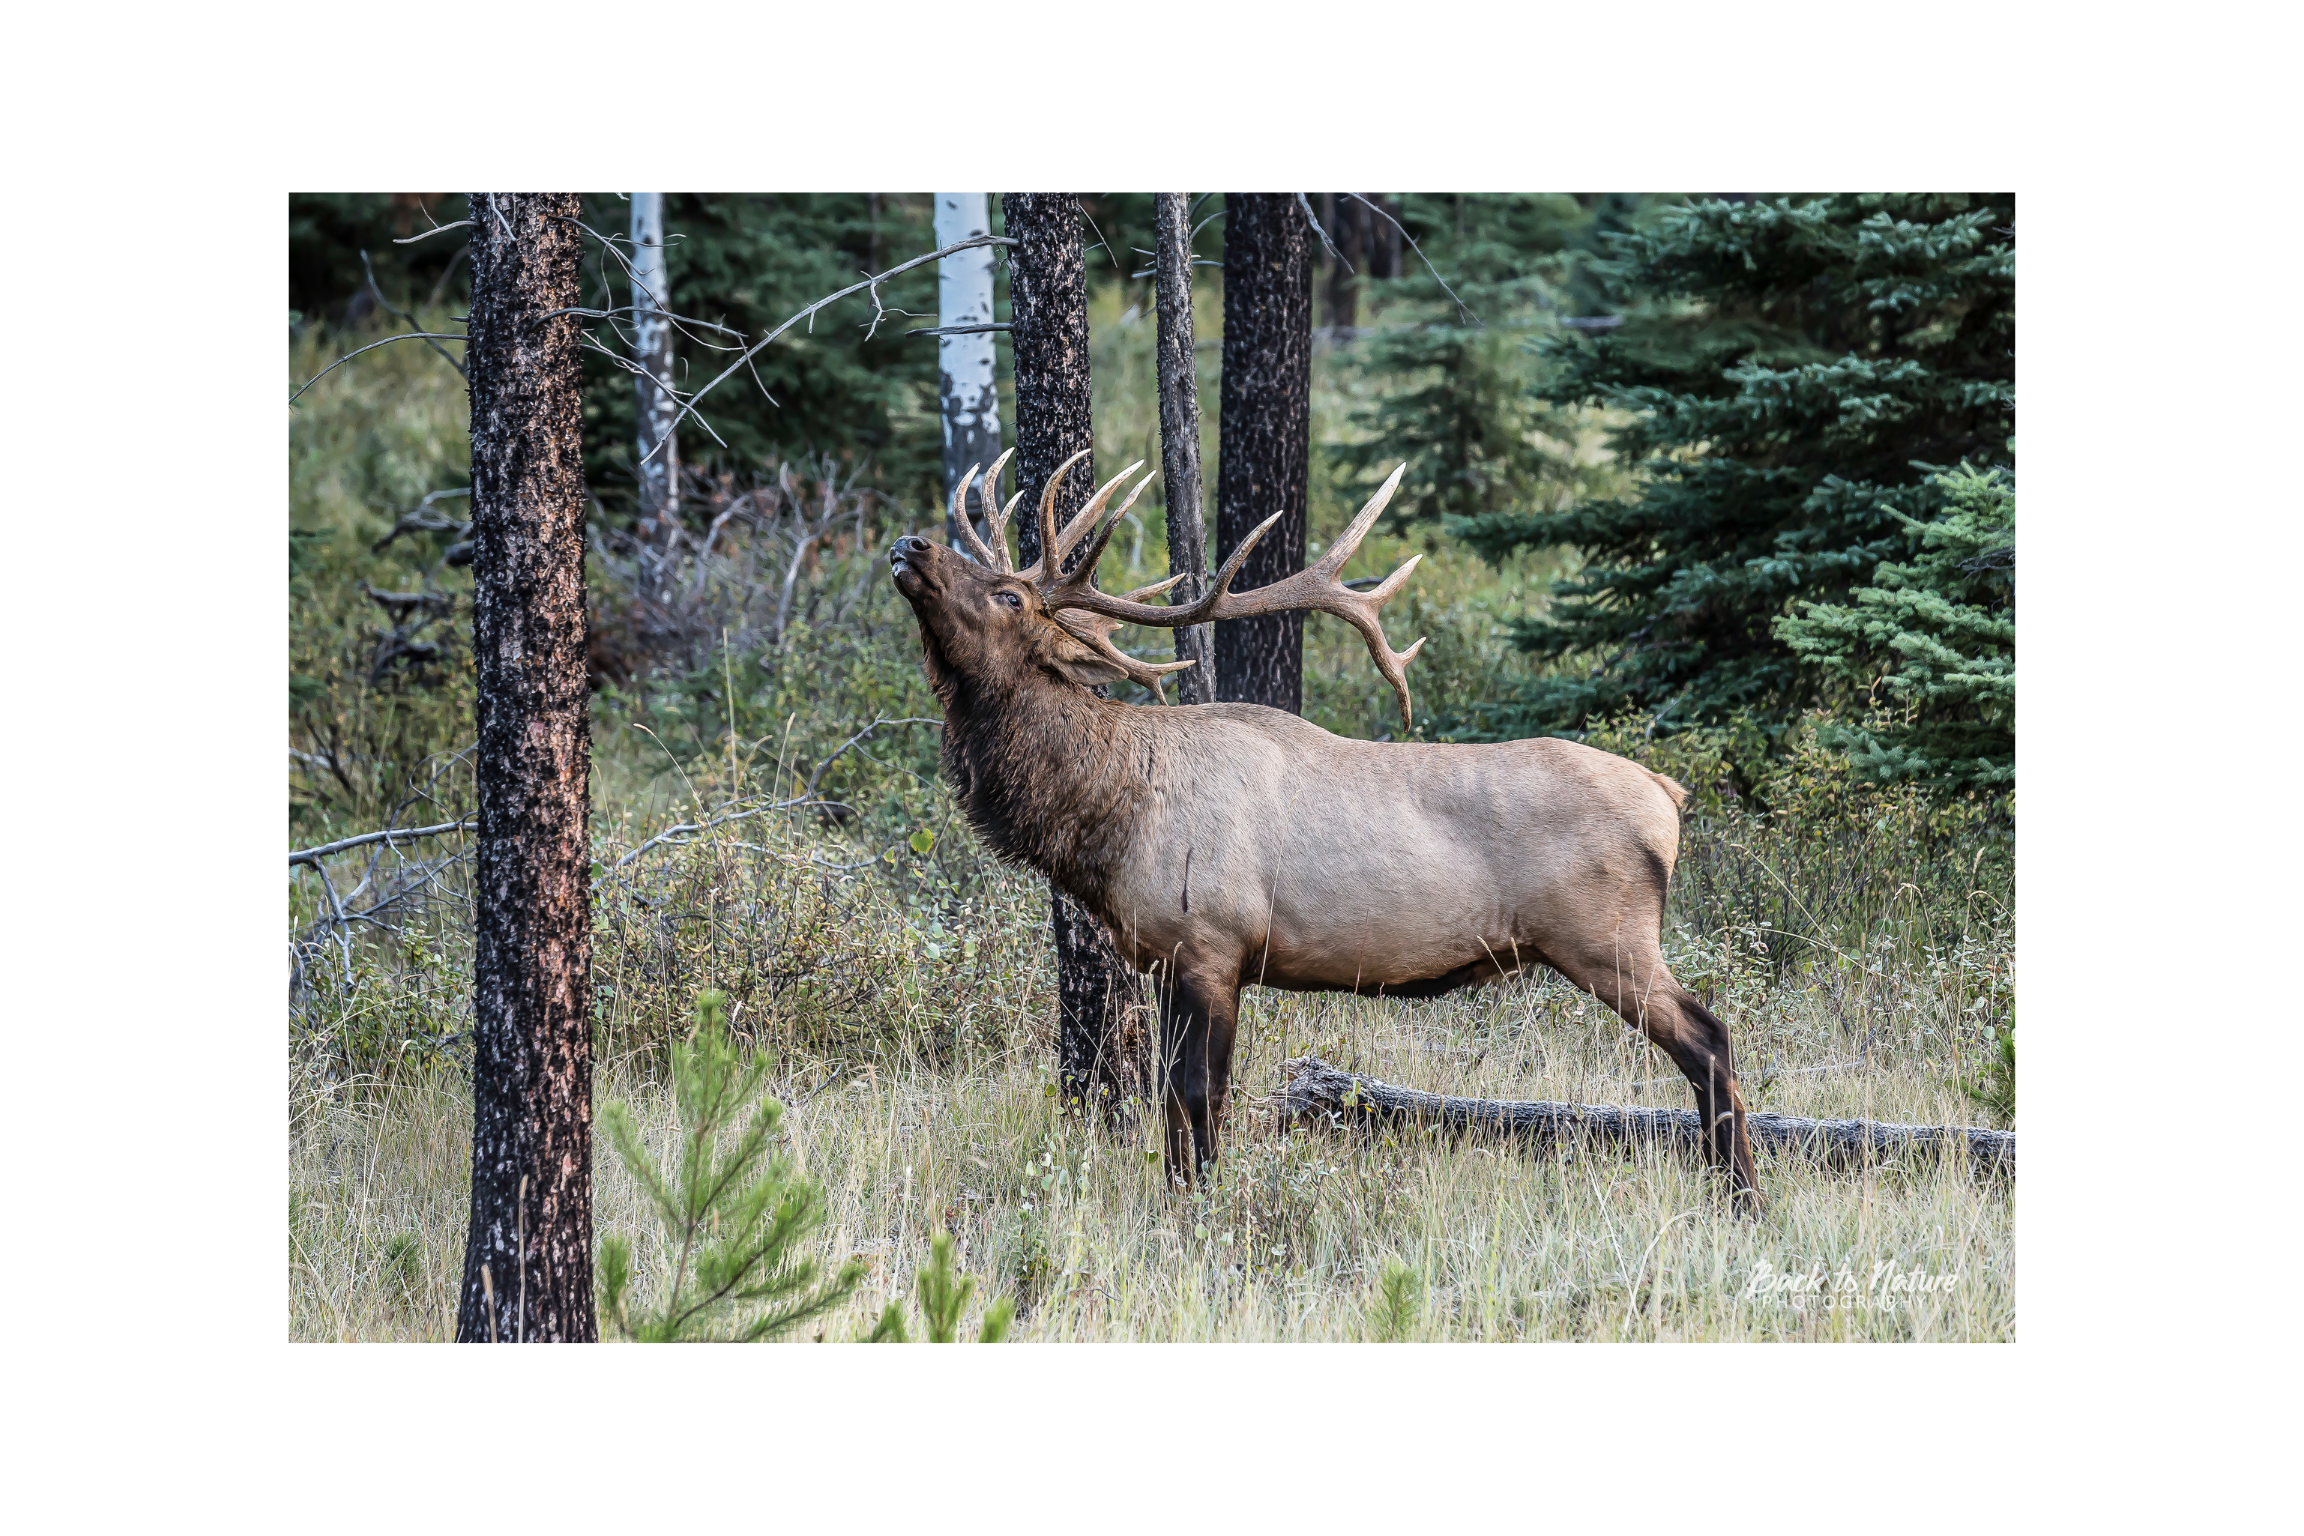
[290,845,2013,1344]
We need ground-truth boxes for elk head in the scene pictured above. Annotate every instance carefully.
[889,447,1427,726]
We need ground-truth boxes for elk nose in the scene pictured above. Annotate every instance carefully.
[893,536,931,557]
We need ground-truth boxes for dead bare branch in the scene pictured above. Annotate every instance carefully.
[290,817,477,867]
[1344,194,1478,325]
[1274,1056,2015,1173]
[393,220,474,244]
[372,488,471,552]
[290,332,471,405]
[1296,192,1350,270]
[642,234,1017,468]
[360,251,469,381]
[609,716,940,870]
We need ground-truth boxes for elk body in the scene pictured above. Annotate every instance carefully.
[890,451,1762,1209]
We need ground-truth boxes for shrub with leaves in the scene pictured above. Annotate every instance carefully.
[1967,1024,2015,1128]
[1580,710,2007,961]
[865,1231,1013,1343]
[597,991,861,1341]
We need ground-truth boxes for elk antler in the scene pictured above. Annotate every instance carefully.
[1016,450,1159,584]
[948,451,1193,697]
[950,448,1016,571]
[1045,599,1200,699]
[953,448,1148,579]
[1026,457,1201,697]
[1043,461,1425,728]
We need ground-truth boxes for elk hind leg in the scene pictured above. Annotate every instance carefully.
[1663,988,1762,1210]
[1553,938,1763,1212]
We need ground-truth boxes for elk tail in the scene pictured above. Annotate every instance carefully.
[1649,771,1690,813]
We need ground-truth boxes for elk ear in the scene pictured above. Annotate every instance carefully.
[1044,629,1130,689]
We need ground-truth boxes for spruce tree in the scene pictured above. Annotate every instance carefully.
[1776,462,2014,792]
[1336,194,1599,534]
[1450,194,2014,741]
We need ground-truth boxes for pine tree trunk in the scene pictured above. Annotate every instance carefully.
[1001,192,1143,1115]
[934,193,1003,550]
[457,193,597,1344]
[1152,192,1214,706]
[1322,193,1366,334]
[1317,193,1338,330]
[1369,194,1401,280]
[631,193,679,533]
[1215,193,1313,714]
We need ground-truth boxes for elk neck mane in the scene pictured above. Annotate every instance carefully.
[926,631,1154,912]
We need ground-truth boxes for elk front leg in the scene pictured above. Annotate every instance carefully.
[1153,959,1239,1188]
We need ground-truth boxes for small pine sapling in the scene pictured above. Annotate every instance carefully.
[1368,1259,1425,1342]
[865,1231,1014,1342]
[596,991,862,1341]
[383,1231,426,1315]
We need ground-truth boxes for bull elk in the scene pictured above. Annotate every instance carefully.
[889,448,1762,1210]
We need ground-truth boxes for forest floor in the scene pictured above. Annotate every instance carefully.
[290,798,2014,1343]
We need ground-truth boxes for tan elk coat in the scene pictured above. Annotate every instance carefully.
[890,452,1760,1206]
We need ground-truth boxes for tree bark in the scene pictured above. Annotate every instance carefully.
[1369,194,1401,281]
[1276,1057,2016,1174]
[630,193,679,533]
[457,193,598,1343]
[1152,193,1214,706]
[1215,194,1314,714]
[935,193,1003,551]
[1000,192,1144,1115]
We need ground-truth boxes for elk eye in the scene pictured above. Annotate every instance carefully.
[995,590,1023,611]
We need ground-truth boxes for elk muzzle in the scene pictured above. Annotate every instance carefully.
[888,535,941,599]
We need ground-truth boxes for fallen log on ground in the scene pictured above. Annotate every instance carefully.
[1272,1056,2014,1175]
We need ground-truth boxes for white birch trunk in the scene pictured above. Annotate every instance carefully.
[934,193,1002,551]
[631,193,679,529]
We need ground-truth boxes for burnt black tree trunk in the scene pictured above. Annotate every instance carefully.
[1368,194,1401,279]
[1215,193,1314,714]
[1153,192,1214,706]
[1320,193,1368,334]
[1001,193,1143,1115]
[456,193,597,1344]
